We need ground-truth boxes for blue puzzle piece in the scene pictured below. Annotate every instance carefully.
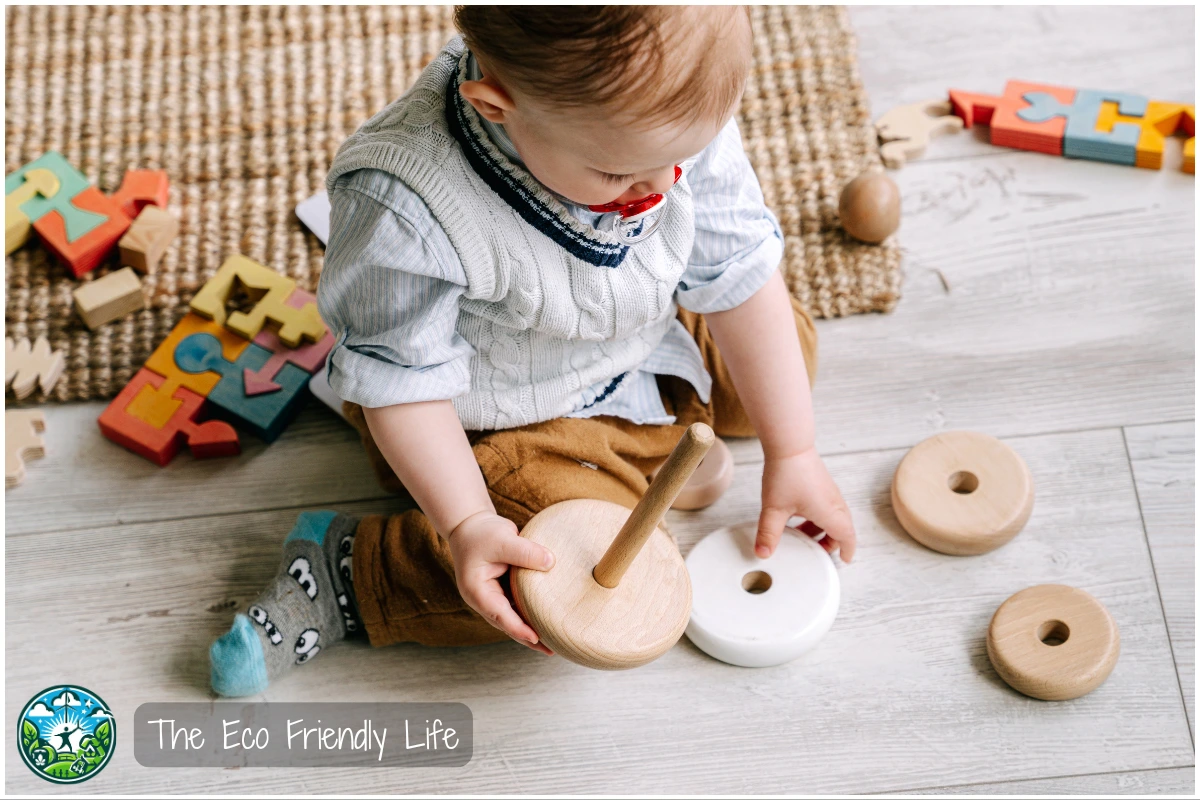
[1019,90,1149,166]
[174,332,310,442]
[5,152,107,241]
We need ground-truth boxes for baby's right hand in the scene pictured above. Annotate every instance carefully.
[447,511,556,654]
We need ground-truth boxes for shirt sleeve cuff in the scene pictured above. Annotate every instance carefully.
[674,231,783,314]
[326,343,472,409]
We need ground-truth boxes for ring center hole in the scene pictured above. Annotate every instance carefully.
[948,470,979,494]
[1038,619,1070,646]
[742,570,773,594]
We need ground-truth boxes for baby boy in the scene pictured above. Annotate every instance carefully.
[210,6,856,695]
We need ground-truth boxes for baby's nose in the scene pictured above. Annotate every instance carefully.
[631,166,679,197]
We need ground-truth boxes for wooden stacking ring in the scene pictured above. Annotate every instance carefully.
[891,431,1034,555]
[652,436,734,510]
[512,424,713,670]
[987,584,1120,701]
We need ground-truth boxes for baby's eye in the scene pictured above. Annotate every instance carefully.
[597,170,634,184]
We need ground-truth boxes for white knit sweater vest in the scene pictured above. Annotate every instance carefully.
[326,37,695,430]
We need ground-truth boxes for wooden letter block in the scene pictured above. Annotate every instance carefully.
[6,168,60,255]
[32,186,131,277]
[6,409,46,488]
[5,336,65,400]
[174,332,310,442]
[142,312,251,399]
[72,267,146,330]
[118,205,178,273]
[190,254,325,347]
[111,168,169,219]
[98,368,240,466]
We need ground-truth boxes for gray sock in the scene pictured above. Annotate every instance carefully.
[210,511,362,696]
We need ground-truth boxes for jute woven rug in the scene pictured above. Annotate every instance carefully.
[5,5,900,402]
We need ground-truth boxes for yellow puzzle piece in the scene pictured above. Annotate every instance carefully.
[189,255,325,348]
[142,312,252,405]
[5,168,60,254]
[1096,100,1195,171]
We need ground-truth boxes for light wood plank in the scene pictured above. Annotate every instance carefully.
[897,766,1195,795]
[850,6,1196,164]
[6,429,1191,794]
[1126,421,1195,734]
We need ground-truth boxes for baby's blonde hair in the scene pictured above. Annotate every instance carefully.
[454,6,752,128]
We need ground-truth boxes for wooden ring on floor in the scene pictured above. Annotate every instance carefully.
[891,431,1034,555]
[986,584,1120,701]
[511,499,692,670]
[652,437,734,510]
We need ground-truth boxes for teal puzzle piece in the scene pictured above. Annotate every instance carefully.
[1019,90,1149,165]
[174,332,310,442]
[4,151,107,241]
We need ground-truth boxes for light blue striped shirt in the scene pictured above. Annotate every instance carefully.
[319,111,783,427]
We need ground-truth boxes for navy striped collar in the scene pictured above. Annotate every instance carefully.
[444,55,632,268]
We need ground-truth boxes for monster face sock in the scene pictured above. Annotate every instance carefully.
[210,511,362,697]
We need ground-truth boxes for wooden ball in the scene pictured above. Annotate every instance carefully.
[652,437,734,510]
[891,431,1034,556]
[511,499,692,670]
[838,172,901,243]
[987,584,1120,701]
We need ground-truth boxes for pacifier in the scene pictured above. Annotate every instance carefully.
[588,165,682,245]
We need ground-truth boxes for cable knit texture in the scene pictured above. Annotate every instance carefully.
[325,37,695,430]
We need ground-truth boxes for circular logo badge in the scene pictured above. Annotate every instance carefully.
[18,686,115,784]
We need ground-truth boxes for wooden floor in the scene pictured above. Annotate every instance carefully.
[5,6,1195,795]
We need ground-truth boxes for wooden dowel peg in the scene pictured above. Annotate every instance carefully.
[593,422,715,588]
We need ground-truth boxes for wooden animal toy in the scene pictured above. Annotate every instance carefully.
[111,168,169,219]
[5,336,65,400]
[838,172,901,244]
[685,521,839,667]
[73,267,146,330]
[511,422,714,669]
[651,436,733,510]
[987,584,1119,701]
[874,100,963,168]
[190,254,326,347]
[118,205,178,273]
[98,368,241,466]
[892,431,1034,556]
[6,409,46,488]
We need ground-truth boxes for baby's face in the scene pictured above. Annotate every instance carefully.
[502,101,731,208]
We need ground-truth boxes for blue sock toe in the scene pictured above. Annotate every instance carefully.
[284,510,339,545]
[210,614,269,697]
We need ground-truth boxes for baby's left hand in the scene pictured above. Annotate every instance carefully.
[757,448,856,563]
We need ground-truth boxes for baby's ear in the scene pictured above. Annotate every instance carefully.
[459,77,516,124]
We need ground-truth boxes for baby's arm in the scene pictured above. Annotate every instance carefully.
[706,272,856,562]
[363,402,555,653]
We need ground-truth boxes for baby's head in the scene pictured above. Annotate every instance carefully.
[455,6,753,207]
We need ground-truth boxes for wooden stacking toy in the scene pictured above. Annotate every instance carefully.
[987,584,1120,701]
[892,430,1034,556]
[685,521,839,667]
[651,436,734,510]
[838,172,901,244]
[511,423,713,669]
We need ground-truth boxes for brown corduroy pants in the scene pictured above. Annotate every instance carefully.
[344,298,818,648]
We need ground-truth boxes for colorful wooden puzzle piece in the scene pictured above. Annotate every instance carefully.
[5,152,103,241]
[6,168,60,255]
[951,81,1193,172]
[5,336,65,400]
[98,368,240,466]
[174,332,310,442]
[32,185,131,277]
[189,254,326,347]
[111,169,169,219]
[6,409,47,488]
[246,288,334,395]
[142,312,252,399]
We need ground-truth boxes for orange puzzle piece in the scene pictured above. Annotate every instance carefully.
[111,169,169,219]
[951,81,1077,155]
[142,312,252,402]
[98,368,240,466]
[32,186,131,277]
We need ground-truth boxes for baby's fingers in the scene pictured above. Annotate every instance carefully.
[755,506,792,558]
[472,582,553,654]
[497,533,556,572]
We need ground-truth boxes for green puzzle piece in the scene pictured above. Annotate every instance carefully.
[5,151,107,242]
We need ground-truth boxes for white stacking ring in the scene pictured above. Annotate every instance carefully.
[685,522,839,668]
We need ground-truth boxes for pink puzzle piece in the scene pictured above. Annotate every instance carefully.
[245,288,334,396]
